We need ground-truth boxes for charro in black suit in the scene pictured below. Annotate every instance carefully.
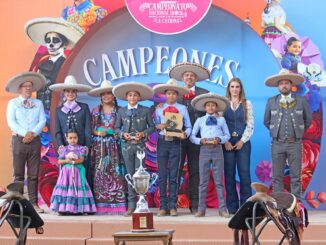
[178,86,209,211]
[55,101,92,148]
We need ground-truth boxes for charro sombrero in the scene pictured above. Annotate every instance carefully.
[49,75,92,92]
[191,92,229,112]
[25,17,84,49]
[169,62,210,81]
[112,82,154,101]
[5,72,46,93]
[153,78,189,97]
[264,69,305,87]
[88,80,114,97]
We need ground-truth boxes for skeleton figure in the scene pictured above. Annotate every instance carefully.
[37,32,68,110]
[45,32,67,56]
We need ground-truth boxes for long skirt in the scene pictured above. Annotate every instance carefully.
[50,164,97,214]
[91,135,127,214]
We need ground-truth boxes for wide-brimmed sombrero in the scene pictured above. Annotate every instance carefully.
[5,72,46,93]
[169,62,210,81]
[49,75,92,92]
[112,82,154,101]
[191,92,230,112]
[25,17,84,49]
[153,78,189,97]
[88,80,114,97]
[264,69,305,87]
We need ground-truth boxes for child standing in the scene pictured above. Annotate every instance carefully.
[51,128,97,214]
[113,82,155,216]
[190,93,230,217]
[281,37,302,72]
[153,78,192,217]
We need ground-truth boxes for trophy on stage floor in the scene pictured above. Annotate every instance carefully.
[125,150,158,232]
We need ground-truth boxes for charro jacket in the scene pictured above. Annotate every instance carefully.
[264,94,312,139]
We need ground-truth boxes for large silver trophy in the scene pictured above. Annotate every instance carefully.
[125,150,158,231]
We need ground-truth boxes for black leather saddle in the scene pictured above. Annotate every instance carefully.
[228,183,302,245]
[0,182,44,245]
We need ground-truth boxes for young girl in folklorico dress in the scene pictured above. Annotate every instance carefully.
[50,128,97,215]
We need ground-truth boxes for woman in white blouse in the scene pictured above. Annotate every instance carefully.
[222,77,254,215]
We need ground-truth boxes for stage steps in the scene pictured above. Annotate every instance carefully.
[1,209,326,244]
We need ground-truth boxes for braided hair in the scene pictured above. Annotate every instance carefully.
[97,94,119,126]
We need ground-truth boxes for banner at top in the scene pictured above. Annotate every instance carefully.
[125,0,212,34]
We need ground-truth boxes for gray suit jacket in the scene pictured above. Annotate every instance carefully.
[264,94,312,139]
[114,105,155,140]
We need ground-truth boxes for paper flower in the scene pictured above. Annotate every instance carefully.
[255,160,273,183]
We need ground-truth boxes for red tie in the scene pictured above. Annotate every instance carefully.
[182,90,195,100]
[163,106,179,115]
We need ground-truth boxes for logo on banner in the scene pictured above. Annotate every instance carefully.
[125,0,212,34]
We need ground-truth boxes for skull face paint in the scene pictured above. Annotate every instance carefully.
[45,32,64,55]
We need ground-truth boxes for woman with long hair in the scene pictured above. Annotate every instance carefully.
[223,77,254,215]
[88,80,127,214]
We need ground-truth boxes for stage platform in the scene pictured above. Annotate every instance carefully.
[1,208,326,244]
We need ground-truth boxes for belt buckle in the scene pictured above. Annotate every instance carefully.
[164,136,174,141]
[232,132,239,137]
[286,138,296,143]
[129,140,140,144]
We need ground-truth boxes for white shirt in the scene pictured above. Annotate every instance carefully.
[262,5,286,26]
[127,104,139,109]
[7,96,46,137]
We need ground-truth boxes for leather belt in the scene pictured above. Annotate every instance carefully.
[273,137,299,143]
[231,132,242,137]
[202,144,221,149]
[158,135,180,141]
[13,134,40,140]
[12,133,24,138]
[126,139,142,145]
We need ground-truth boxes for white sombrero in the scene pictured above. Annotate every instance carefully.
[169,62,210,81]
[265,69,305,87]
[49,75,92,92]
[88,80,114,97]
[5,72,46,93]
[191,92,230,112]
[153,78,189,97]
[25,17,84,49]
[112,82,154,101]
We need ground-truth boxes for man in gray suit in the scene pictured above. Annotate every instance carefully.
[169,62,210,213]
[264,70,312,198]
[113,82,155,216]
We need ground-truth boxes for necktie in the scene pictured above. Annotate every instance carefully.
[129,108,137,117]
[280,95,294,104]
[182,90,195,100]
[22,99,35,109]
[67,110,77,130]
[279,96,295,109]
[163,106,179,115]
[206,115,217,126]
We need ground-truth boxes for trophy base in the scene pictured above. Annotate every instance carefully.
[132,212,154,232]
